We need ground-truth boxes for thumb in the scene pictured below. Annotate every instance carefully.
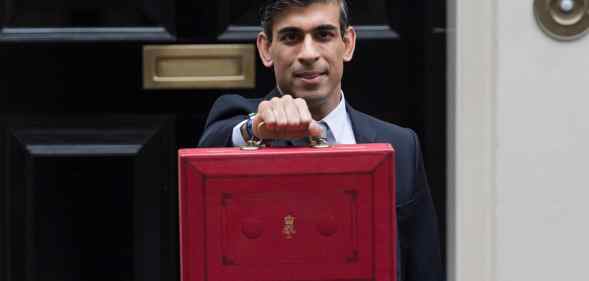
[308,120,324,137]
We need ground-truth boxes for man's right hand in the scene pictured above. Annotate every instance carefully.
[251,94,323,140]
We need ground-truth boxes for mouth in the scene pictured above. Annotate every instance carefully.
[294,71,328,83]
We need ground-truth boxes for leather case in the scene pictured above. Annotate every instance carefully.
[179,144,396,281]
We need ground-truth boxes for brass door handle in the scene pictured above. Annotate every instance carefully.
[534,0,589,41]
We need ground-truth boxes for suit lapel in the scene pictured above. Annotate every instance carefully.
[346,103,377,143]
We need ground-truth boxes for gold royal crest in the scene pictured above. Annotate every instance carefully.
[282,214,296,239]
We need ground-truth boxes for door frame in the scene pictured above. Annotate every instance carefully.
[447,0,497,281]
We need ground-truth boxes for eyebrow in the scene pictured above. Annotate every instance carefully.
[314,24,338,33]
[276,24,339,36]
[277,27,302,36]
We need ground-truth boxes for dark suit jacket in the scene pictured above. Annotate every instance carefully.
[198,89,443,281]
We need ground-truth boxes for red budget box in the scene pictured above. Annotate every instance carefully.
[179,144,396,281]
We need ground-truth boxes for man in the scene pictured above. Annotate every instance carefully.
[198,1,443,280]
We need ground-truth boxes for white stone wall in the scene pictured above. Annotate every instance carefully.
[496,1,589,280]
[449,1,589,280]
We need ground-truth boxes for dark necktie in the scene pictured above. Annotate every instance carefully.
[319,121,336,144]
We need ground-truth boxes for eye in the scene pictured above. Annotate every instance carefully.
[316,30,335,41]
[280,32,299,44]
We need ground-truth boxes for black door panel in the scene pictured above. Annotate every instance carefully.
[0,1,446,280]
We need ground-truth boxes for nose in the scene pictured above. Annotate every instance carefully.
[297,35,320,65]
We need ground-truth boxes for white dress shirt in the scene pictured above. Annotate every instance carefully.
[232,92,356,146]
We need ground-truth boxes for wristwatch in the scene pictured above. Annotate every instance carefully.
[240,113,261,142]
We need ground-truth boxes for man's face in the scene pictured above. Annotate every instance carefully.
[257,2,356,113]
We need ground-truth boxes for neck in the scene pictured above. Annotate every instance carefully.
[308,89,342,120]
[308,102,333,120]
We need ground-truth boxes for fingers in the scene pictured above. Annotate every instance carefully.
[308,120,324,137]
[253,100,274,139]
[271,97,288,130]
[283,95,302,130]
[254,95,317,140]
[294,98,312,130]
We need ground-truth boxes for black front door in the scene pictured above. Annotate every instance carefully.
[0,1,446,280]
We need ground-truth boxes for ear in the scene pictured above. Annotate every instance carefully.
[256,32,274,68]
[342,26,357,62]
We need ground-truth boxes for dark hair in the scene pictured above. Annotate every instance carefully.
[260,0,351,42]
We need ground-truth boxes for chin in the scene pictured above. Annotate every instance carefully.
[302,92,336,109]
[292,88,326,100]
